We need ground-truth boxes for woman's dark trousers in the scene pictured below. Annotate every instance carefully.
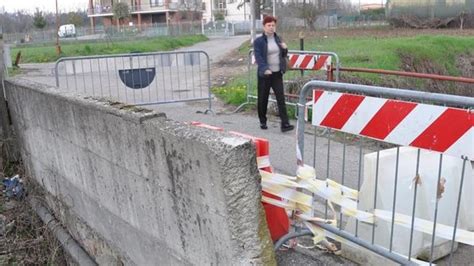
[257,72,289,126]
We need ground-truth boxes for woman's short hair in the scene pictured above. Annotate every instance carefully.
[262,16,277,25]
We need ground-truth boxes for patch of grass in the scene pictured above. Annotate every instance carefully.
[6,67,21,77]
[238,39,252,56]
[293,34,474,82]
[212,74,255,105]
[212,84,247,105]
[12,35,208,63]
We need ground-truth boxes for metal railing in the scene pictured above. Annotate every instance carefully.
[288,80,473,264]
[55,50,212,112]
[337,67,474,85]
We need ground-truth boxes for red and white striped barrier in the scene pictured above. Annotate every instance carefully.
[311,90,473,159]
[252,53,332,71]
[287,54,331,70]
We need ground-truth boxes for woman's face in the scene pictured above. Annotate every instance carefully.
[263,21,276,35]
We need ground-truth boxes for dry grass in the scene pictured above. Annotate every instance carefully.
[0,162,67,265]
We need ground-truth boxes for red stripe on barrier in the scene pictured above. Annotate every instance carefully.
[299,55,313,69]
[313,90,324,104]
[360,100,417,139]
[313,55,329,70]
[191,121,224,131]
[229,130,289,242]
[289,54,299,69]
[320,94,365,129]
[410,108,473,153]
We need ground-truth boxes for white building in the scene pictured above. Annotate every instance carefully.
[201,0,252,22]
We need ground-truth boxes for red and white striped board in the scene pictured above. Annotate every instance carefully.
[287,54,331,70]
[311,90,474,159]
[251,53,332,71]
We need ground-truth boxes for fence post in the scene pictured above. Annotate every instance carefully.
[0,36,20,163]
[0,36,7,136]
[299,31,304,77]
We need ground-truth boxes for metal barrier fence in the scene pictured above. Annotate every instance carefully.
[235,49,340,112]
[3,22,204,45]
[55,50,212,112]
[202,21,234,37]
[292,80,473,264]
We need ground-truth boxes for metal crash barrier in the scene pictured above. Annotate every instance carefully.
[268,80,473,264]
[55,50,212,113]
[235,49,340,112]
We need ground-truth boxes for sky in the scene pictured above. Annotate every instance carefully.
[0,0,386,13]
[0,0,89,13]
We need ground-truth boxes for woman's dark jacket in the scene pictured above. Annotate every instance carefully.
[253,32,288,78]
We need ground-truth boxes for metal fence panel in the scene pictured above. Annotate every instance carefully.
[293,80,474,264]
[202,21,234,37]
[55,50,212,112]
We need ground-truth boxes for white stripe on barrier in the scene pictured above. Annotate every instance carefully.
[445,127,474,159]
[340,96,387,133]
[312,92,343,125]
[384,104,445,145]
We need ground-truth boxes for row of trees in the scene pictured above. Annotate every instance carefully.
[0,9,89,33]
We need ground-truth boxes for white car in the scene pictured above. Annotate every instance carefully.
[58,24,76,38]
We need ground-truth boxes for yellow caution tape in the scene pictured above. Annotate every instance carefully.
[261,182,313,212]
[257,155,271,169]
[261,196,297,210]
[258,163,473,248]
[260,170,301,188]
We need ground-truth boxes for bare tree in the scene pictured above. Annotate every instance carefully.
[113,2,130,26]
[300,2,326,31]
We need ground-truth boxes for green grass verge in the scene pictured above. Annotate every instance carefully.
[212,76,250,105]
[12,35,208,63]
[217,33,473,106]
[292,34,474,82]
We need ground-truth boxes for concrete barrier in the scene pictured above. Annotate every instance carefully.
[4,78,276,265]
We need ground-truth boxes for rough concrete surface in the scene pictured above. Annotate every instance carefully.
[5,78,275,265]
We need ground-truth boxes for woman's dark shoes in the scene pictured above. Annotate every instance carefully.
[281,124,294,132]
[260,123,268,130]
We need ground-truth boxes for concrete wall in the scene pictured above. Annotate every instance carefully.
[4,78,275,265]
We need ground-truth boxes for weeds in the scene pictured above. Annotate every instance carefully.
[0,161,66,264]
[212,84,248,105]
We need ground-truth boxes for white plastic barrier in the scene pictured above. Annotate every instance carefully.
[344,147,473,261]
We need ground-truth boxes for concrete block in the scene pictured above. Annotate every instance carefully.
[342,147,473,263]
[4,78,276,265]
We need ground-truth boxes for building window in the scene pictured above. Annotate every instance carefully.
[150,0,164,7]
[215,0,226,9]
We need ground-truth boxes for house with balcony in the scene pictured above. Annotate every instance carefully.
[87,0,204,29]
[201,0,251,22]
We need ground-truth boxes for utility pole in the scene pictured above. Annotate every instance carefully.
[272,0,275,16]
[55,0,62,55]
[250,0,256,42]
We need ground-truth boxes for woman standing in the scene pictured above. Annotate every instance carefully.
[253,16,294,132]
